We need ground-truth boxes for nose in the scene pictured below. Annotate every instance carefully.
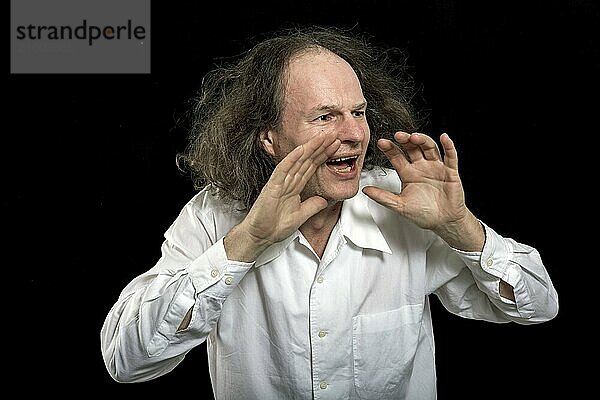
[337,112,367,144]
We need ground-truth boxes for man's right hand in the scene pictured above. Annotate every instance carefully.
[224,133,341,263]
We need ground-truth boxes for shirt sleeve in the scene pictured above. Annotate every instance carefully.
[427,221,559,324]
[100,197,253,383]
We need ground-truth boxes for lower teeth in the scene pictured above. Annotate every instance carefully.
[333,166,351,172]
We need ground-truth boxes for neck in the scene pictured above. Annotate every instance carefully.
[299,201,342,258]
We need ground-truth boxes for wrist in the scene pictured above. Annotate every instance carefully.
[434,210,485,252]
[224,222,272,263]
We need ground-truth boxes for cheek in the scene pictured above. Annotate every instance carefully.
[272,143,286,163]
[363,126,371,146]
[272,134,301,162]
[277,127,320,151]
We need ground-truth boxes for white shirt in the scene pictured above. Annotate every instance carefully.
[100,167,558,400]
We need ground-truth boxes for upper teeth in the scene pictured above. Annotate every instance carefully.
[329,156,356,162]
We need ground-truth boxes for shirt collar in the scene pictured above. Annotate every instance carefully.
[253,180,392,268]
[338,189,392,254]
[254,231,301,268]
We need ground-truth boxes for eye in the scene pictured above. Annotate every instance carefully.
[352,110,366,118]
[316,114,334,122]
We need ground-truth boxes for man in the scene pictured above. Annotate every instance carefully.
[100,26,558,399]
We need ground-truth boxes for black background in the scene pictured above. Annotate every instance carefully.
[7,0,597,397]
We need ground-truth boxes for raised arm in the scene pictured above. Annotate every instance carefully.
[100,132,340,382]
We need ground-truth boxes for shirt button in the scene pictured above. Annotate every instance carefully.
[319,381,328,389]
[486,258,494,267]
[316,276,324,283]
[210,269,219,278]
[318,330,327,338]
[224,276,233,285]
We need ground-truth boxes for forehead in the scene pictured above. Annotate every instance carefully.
[284,49,363,104]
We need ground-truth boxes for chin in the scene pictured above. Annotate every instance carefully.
[304,169,362,203]
[321,181,361,203]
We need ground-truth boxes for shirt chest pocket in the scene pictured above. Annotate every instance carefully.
[352,304,422,399]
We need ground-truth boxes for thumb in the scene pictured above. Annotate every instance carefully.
[297,196,328,224]
[362,186,406,214]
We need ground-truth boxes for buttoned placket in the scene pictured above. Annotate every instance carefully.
[308,227,347,399]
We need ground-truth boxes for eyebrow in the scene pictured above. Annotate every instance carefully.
[311,101,368,113]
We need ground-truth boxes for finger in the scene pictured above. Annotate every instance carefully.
[270,144,305,186]
[411,132,441,161]
[288,139,342,194]
[283,138,340,193]
[271,133,338,186]
[361,186,406,214]
[308,136,341,167]
[393,131,423,162]
[288,133,340,175]
[284,162,316,195]
[397,132,440,161]
[440,133,458,170]
[297,195,328,223]
[280,137,341,196]
[377,138,410,172]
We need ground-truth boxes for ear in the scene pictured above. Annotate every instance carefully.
[259,130,276,157]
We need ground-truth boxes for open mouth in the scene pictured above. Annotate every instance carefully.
[325,155,358,173]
